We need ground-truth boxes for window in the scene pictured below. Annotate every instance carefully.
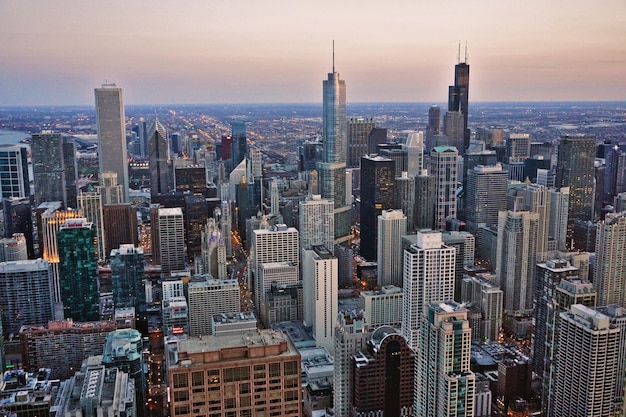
[174,390,189,402]
[224,366,250,382]
[192,371,204,386]
[283,361,298,375]
[173,373,188,388]
[269,363,280,377]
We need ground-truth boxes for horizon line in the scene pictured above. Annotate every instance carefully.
[1,99,626,109]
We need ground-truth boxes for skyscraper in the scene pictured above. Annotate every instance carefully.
[549,304,620,417]
[430,146,459,230]
[443,110,465,153]
[506,133,531,163]
[360,154,395,260]
[347,118,375,169]
[496,210,539,311]
[231,121,247,168]
[96,171,124,205]
[415,170,435,230]
[415,301,475,417]
[465,164,508,235]
[187,277,239,336]
[251,224,299,313]
[57,218,99,321]
[394,172,415,233]
[110,244,146,316]
[156,207,185,275]
[31,131,78,208]
[102,203,138,257]
[78,190,106,261]
[302,245,338,354]
[3,197,35,258]
[299,194,334,251]
[351,327,415,416]
[556,135,595,229]
[95,84,128,202]
[318,60,351,242]
[377,209,406,288]
[427,105,441,140]
[333,310,372,417]
[594,211,626,307]
[148,118,173,198]
[0,145,29,199]
[0,259,53,338]
[401,230,456,349]
[448,49,470,153]
[405,131,424,177]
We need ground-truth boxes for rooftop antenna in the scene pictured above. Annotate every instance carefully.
[332,40,335,72]
[464,41,469,63]
[457,41,461,64]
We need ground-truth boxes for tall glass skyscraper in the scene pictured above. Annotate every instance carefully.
[57,218,99,321]
[148,118,172,198]
[318,63,351,243]
[95,84,128,202]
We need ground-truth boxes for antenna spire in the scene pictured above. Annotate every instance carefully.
[464,41,468,63]
[332,40,335,73]
[457,41,461,64]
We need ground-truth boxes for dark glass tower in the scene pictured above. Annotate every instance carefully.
[231,121,247,168]
[32,132,78,209]
[448,48,470,154]
[148,118,173,198]
[110,245,146,318]
[3,197,35,258]
[555,135,596,228]
[360,155,395,261]
[57,218,99,321]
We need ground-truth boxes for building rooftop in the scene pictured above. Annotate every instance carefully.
[212,311,257,325]
[272,321,315,348]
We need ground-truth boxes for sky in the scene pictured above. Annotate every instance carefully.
[1,0,625,106]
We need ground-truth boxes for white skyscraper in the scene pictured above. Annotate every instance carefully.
[0,145,29,199]
[270,180,280,215]
[431,146,459,230]
[377,209,407,288]
[157,208,186,275]
[95,84,128,202]
[251,224,299,313]
[188,277,240,336]
[298,194,334,251]
[77,190,105,261]
[549,304,621,417]
[401,230,456,349]
[416,301,475,417]
[405,130,424,177]
[333,310,372,417]
[302,246,338,354]
[359,285,403,329]
[594,211,626,307]
[496,210,539,311]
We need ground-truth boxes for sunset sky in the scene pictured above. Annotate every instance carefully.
[1,0,625,106]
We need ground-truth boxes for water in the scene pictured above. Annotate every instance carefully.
[0,129,30,146]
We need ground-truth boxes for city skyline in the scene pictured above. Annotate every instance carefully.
[1,1,625,106]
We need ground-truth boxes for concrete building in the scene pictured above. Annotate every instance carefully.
[262,283,303,327]
[211,311,257,336]
[0,259,53,338]
[394,172,416,233]
[188,277,240,336]
[303,246,338,354]
[377,209,406,288]
[594,211,626,306]
[162,296,188,336]
[166,330,302,417]
[347,118,375,169]
[549,305,621,417]
[52,365,136,417]
[95,84,128,201]
[299,195,334,251]
[415,302,475,417]
[0,233,27,262]
[19,319,130,380]
[103,203,138,259]
[31,131,78,208]
[78,190,106,261]
[351,327,414,416]
[359,285,403,329]
[0,145,29,199]
[333,310,372,417]
[465,164,508,236]
[95,171,124,205]
[156,207,185,275]
[251,224,299,313]
[401,230,456,349]
[461,273,503,342]
[496,210,539,311]
[430,146,459,230]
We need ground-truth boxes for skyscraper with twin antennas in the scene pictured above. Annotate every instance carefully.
[448,42,470,154]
